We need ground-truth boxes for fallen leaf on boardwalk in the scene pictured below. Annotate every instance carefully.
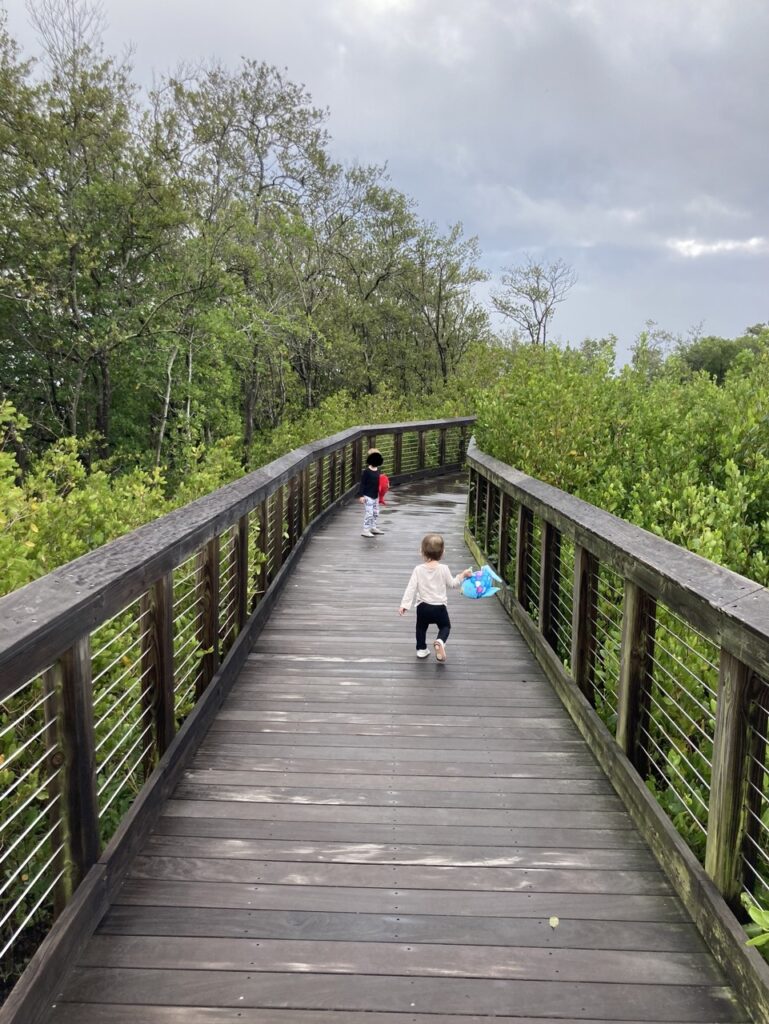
[549,916,559,929]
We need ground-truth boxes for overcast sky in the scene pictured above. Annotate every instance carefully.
[3,0,768,358]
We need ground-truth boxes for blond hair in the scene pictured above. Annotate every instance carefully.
[421,533,445,561]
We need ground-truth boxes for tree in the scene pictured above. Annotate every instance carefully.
[491,256,576,346]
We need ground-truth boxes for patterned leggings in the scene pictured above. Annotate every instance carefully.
[362,497,380,530]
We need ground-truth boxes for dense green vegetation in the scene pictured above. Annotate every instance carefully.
[474,329,769,585]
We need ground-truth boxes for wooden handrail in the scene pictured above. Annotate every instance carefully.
[0,416,473,1021]
[0,418,474,694]
[465,436,769,1023]
[467,438,769,680]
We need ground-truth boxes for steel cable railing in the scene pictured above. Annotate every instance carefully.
[0,417,472,1001]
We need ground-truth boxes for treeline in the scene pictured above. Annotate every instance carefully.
[0,5,489,471]
[474,325,769,584]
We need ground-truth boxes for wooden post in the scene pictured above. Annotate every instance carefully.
[742,686,769,898]
[418,430,426,470]
[254,500,268,604]
[539,521,561,649]
[301,467,311,531]
[473,470,483,540]
[140,574,175,761]
[616,580,656,771]
[393,432,403,475]
[498,493,513,581]
[274,486,286,572]
[198,536,220,695]
[571,544,598,704]
[705,650,754,902]
[460,424,468,463]
[483,479,495,554]
[439,427,447,468]
[235,515,249,631]
[42,667,68,915]
[316,455,325,512]
[58,637,100,887]
[327,452,335,507]
[515,504,533,607]
[286,476,298,549]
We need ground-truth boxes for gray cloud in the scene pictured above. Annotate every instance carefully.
[3,0,768,354]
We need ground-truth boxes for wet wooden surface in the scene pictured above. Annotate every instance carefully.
[47,478,746,1023]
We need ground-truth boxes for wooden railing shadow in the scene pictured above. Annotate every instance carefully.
[0,417,473,1024]
[465,437,769,1023]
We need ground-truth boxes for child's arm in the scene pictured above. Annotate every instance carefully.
[357,469,367,503]
[446,565,473,588]
[398,568,418,615]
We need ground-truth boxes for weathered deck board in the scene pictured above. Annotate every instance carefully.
[46,478,746,1023]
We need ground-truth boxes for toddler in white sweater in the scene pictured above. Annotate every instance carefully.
[398,533,472,662]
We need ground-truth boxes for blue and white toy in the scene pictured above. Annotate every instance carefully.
[461,564,502,599]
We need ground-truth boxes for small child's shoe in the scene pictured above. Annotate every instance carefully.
[361,530,374,537]
[370,527,385,535]
[434,639,447,662]
[416,649,430,659]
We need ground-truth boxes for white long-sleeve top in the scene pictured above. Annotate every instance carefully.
[400,562,465,610]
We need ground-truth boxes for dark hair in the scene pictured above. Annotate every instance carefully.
[367,448,383,467]
[421,533,444,560]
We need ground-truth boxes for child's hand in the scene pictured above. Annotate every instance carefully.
[398,606,407,616]
[462,567,474,579]
[358,496,365,504]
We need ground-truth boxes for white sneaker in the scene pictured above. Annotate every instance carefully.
[434,639,447,662]
[361,530,374,538]
[370,527,385,535]
[416,649,430,659]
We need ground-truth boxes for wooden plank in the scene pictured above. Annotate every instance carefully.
[153,814,645,850]
[99,904,705,952]
[48,1008,722,1024]
[142,833,654,870]
[110,878,692,920]
[79,933,723,985]
[58,968,743,1020]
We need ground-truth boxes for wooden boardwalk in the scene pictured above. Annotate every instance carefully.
[46,478,746,1023]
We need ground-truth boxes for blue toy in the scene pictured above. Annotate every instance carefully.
[461,564,502,600]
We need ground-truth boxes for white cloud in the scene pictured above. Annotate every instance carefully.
[667,237,769,258]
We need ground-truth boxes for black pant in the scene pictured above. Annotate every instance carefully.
[416,602,451,649]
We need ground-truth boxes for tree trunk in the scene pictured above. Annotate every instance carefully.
[155,345,178,467]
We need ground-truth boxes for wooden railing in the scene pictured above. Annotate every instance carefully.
[465,437,769,1021]
[0,417,472,1019]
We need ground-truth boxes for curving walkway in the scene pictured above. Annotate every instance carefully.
[46,478,745,1023]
